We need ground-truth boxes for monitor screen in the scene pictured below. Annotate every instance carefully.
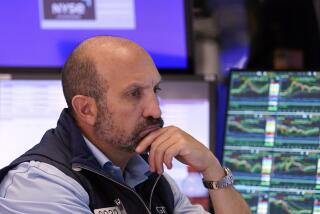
[0,0,193,74]
[0,78,210,203]
[223,70,320,214]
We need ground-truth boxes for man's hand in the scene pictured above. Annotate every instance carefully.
[135,126,220,175]
[136,125,252,214]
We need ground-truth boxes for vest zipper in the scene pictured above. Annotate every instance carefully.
[72,163,152,214]
[148,174,162,210]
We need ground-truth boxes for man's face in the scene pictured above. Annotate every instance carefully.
[93,48,163,152]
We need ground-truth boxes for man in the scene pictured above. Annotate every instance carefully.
[0,36,250,213]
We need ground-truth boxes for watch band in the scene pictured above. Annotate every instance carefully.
[202,167,234,190]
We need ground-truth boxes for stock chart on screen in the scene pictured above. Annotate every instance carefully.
[223,70,320,214]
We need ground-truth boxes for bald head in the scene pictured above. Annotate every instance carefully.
[61,36,153,111]
[71,36,148,65]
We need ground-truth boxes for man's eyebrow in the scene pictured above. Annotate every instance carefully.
[125,78,162,90]
[122,82,149,92]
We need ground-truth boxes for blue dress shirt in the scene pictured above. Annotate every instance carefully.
[0,137,209,213]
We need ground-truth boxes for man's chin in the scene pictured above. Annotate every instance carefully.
[116,145,137,153]
[114,139,141,153]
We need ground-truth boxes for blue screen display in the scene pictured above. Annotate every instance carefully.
[0,0,190,71]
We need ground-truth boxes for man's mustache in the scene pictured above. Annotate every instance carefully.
[145,117,164,128]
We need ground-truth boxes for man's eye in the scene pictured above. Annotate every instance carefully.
[154,86,162,94]
[130,89,141,97]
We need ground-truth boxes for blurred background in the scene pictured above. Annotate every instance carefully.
[192,0,320,159]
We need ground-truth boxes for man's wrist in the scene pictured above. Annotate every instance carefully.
[202,166,225,181]
[201,156,225,181]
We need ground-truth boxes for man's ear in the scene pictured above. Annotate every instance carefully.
[71,95,97,126]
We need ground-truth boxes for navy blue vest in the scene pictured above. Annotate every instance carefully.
[0,109,174,214]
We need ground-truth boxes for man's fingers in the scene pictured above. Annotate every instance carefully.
[163,143,180,170]
[135,126,176,153]
[136,126,211,174]
[152,137,176,174]
[135,128,166,153]
[148,134,171,172]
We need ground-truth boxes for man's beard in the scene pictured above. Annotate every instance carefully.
[94,106,164,153]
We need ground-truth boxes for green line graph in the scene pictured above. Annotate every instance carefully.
[280,77,320,97]
[273,154,317,175]
[224,151,263,173]
[269,194,314,214]
[227,117,266,134]
[277,124,319,136]
[276,116,320,137]
[231,77,270,96]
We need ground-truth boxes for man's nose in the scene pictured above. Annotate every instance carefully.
[142,94,161,119]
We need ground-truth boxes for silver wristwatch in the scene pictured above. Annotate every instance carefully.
[202,167,234,190]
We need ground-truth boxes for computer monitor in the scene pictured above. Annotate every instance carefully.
[222,70,320,214]
[0,0,193,74]
[0,76,211,197]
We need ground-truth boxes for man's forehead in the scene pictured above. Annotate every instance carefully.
[87,38,161,90]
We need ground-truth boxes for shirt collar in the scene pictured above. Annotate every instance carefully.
[83,136,109,167]
[83,136,150,188]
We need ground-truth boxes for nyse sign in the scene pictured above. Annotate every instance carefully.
[39,0,136,29]
[43,0,95,20]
